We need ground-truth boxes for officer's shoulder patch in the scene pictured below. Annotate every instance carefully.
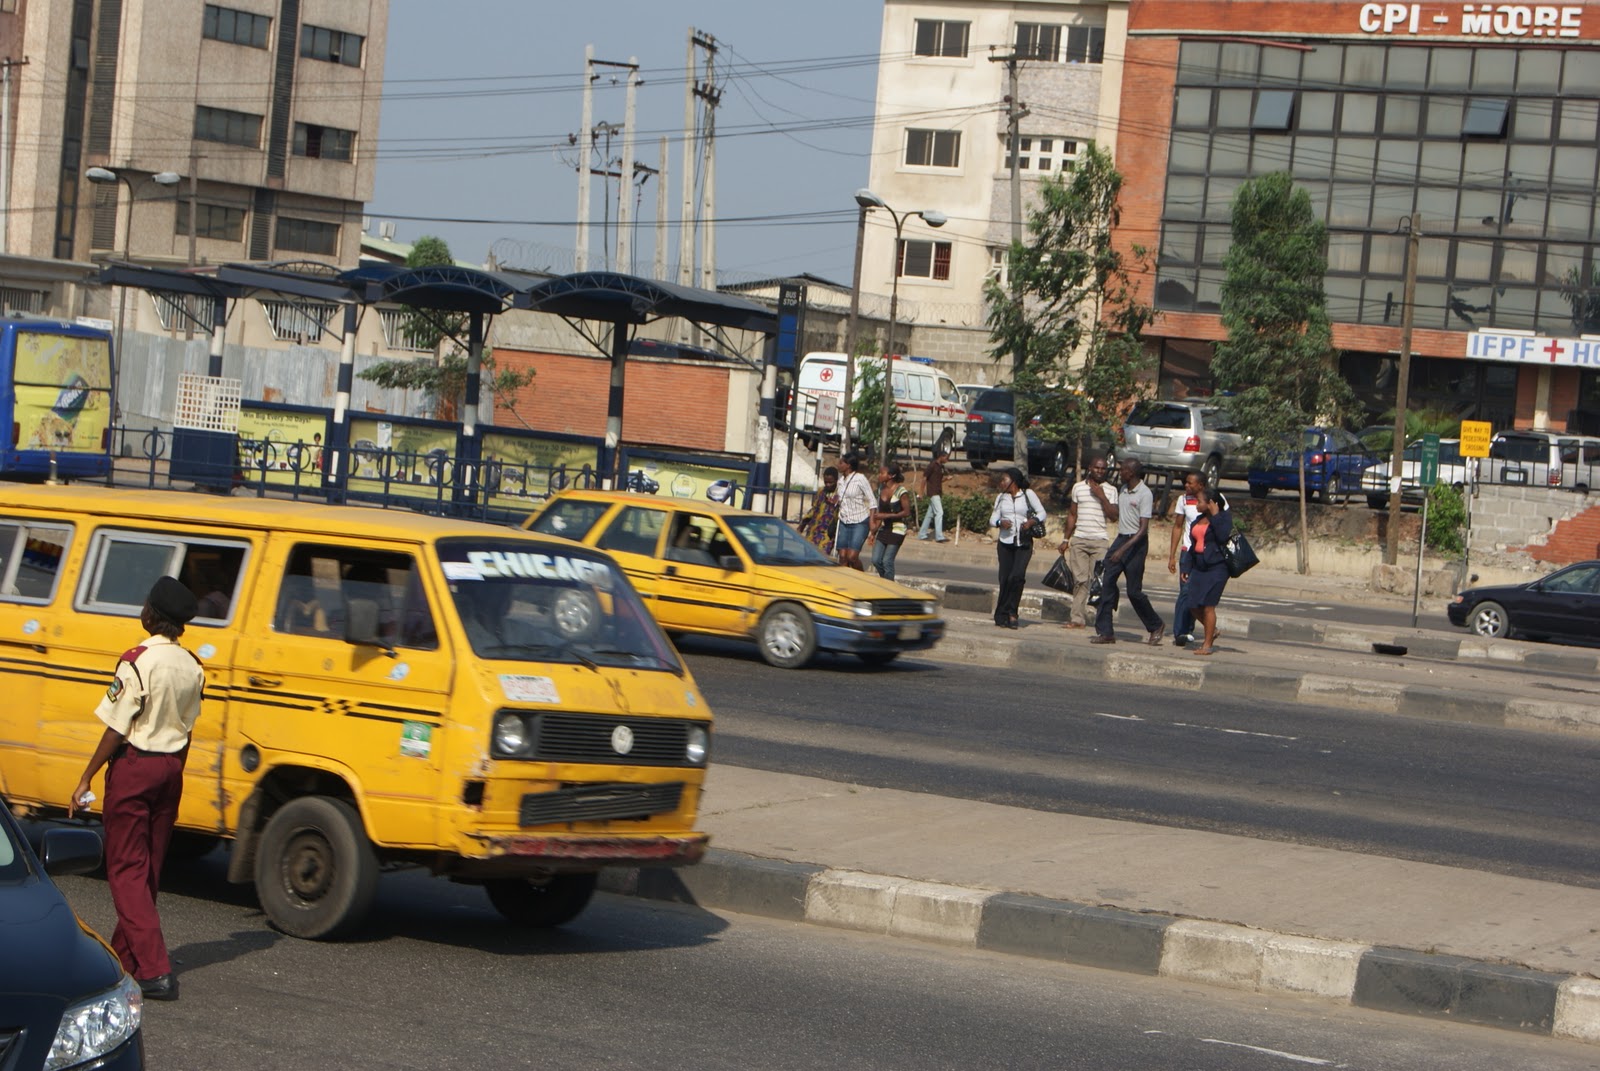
[119,645,147,664]
[106,676,125,702]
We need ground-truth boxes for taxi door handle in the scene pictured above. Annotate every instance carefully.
[249,675,283,688]
[664,565,678,576]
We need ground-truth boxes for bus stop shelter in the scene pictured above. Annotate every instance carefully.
[98,261,779,505]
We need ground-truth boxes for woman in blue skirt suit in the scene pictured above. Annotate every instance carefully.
[1179,487,1232,656]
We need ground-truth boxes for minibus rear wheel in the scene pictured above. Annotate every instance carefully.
[255,796,379,940]
[485,872,598,927]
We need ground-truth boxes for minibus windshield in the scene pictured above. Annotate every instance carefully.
[436,539,681,673]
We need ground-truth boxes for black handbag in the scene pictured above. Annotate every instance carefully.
[1023,512,1048,542]
[1042,555,1075,593]
[1223,530,1260,579]
[1085,560,1111,607]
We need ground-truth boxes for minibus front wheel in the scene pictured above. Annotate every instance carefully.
[484,872,598,927]
[255,796,380,940]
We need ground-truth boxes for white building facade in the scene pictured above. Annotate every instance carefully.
[860,0,1129,353]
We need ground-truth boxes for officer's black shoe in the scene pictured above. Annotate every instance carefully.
[138,973,179,1001]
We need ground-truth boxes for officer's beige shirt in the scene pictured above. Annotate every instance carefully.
[93,634,205,753]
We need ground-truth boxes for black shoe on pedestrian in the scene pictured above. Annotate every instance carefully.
[138,973,179,1001]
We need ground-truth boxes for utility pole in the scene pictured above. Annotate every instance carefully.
[696,32,720,295]
[654,136,669,280]
[678,30,697,295]
[576,45,595,271]
[615,58,640,274]
[1384,214,1421,566]
[990,49,1030,462]
[0,57,30,256]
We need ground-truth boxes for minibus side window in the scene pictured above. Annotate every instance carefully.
[180,543,250,625]
[0,521,72,602]
[85,537,184,612]
[275,544,438,650]
[79,532,250,620]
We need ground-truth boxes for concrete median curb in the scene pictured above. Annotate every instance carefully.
[892,577,1600,735]
[896,576,1600,675]
[601,848,1600,1042]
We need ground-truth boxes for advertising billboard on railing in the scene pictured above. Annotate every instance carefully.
[346,417,461,502]
[237,406,328,487]
[482,431,602,510]
[620,448,755,507]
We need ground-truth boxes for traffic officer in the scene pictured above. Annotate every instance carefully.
[71,575,206,1002]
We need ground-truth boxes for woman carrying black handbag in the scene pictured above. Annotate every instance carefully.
[989,467,1045,630]
[1178,486,1233,656]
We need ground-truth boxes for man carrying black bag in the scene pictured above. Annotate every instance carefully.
[1056,454,1115,630]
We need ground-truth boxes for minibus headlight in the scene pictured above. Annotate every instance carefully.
[493,713,532,757]
[685,725,709,766]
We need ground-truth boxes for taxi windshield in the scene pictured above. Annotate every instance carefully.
[725,515,836,566]
[436,539,681,673]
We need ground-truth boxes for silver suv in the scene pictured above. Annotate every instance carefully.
[1485,430,1600,493]
[1118,400,1247,485]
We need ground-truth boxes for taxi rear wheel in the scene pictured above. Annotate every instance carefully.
[484,872,598,928]
[255,796,379,940]
[757,602,817,669]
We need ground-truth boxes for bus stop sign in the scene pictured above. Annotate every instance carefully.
[1419,433,1441,488]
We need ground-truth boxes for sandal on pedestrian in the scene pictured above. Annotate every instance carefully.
[1192,647,1215,656]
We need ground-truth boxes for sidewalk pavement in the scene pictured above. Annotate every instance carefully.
[596,536,1600,1044]
[603,766,1600,1043]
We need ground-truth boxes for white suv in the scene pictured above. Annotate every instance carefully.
[1484,431,1600,493]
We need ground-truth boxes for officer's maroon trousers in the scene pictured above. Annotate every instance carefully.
[102,749,185,980]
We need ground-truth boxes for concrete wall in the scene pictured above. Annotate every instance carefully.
[1470,485,1596,556]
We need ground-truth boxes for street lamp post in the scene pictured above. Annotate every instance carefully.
[85,166,181,368]
[852,188,946,464]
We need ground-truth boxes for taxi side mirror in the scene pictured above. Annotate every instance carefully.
[344,598,397,657]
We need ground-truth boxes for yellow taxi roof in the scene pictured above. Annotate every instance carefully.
[539,489,759,519]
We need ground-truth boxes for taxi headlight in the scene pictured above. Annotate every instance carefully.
[850,600,875,618]
[47,973,141,1071]
[919,600,937,615]
[493,713,532,757]
[685,725,709,765]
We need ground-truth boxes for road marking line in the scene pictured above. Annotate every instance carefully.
[1091,712,1144,721]
[1173,722,1298,741]
[1200,1038,1335,1065]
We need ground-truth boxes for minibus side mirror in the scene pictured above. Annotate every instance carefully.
[344,598,397,657]
[718,555,744,572]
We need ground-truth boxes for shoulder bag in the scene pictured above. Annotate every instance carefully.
[1222,529,1260,579]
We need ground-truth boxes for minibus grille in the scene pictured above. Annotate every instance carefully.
[519,781,684,827]
[869,599,927,617]
[530,712,693,765]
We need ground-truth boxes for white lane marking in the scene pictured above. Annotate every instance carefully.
[1091,712,1144,721]
[1200,1038,1335,1065]
[1172,722,1298,741]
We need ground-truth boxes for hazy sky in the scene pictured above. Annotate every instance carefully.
[371,0,885,284]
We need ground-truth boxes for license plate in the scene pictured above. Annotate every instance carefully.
[995,423,1012,436]
[898,624,920,640]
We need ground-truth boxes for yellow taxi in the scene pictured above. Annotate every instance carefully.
[524,490,945,669]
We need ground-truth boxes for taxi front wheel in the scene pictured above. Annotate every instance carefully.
[757,602,817,669]
[255,796,379,940]
[485,872,598,927]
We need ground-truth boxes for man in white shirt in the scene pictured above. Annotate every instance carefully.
[1056,454,1116,629]
[1091,459,1166,645]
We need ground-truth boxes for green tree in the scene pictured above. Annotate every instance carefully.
[1212,172,1356,574]
[849,356,907,463]
[984,143,1154,475]
[358,235,535,422]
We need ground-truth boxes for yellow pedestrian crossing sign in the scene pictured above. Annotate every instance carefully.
[1459,420,1492,458]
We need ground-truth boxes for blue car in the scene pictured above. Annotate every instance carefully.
[1247,427,1377,503]
[0,804,144,1070]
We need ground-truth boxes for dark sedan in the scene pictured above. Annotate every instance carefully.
[962,388,1089,477]
[0,806,143,1071]
[1447,560,1600,643]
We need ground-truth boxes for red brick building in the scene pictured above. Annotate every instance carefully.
[1117,0,1600,433]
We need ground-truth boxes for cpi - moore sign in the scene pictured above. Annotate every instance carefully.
[1467,330,1600,368]
[1358,3,1586,38]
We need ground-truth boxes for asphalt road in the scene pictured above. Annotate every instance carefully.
[678,643,1600,887]
[58,865,1600,1071]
